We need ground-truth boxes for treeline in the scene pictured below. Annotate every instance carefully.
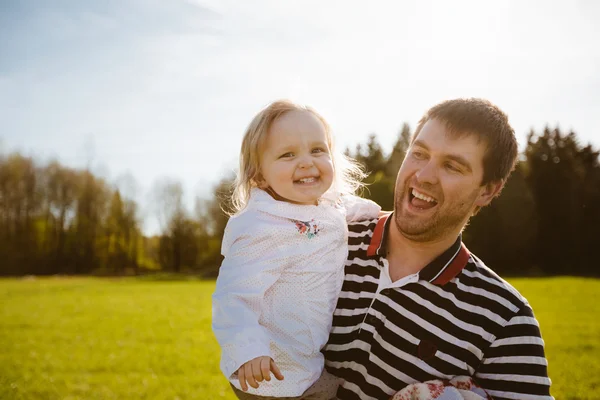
[1,124,599,277]
[0,155,228,277]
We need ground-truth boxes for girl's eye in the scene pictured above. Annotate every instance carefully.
[312,148,326,154]
[279,152,294,158]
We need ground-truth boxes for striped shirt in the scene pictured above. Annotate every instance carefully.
[324,215,552,400]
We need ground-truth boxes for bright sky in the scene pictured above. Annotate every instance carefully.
[1,0,599,234]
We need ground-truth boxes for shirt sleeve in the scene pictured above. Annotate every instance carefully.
[211,217,290,379]
[475,305,553,400]
[341,194,381,222]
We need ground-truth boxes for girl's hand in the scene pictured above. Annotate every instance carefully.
[237,356,284,391]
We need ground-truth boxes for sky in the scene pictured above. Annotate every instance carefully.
[1,0,599,234]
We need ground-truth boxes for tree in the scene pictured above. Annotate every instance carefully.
[463,164,538,275]
[123,198,141,274]
[152,179,199,272]
[0,151,149,276]
[41,162,78,274]
[524,126,600,275]
[346,133,395,208]
[353,134,387,176]
[386,123,411,178]
[577,144,600,275]
[105,190,127,274]
[195,174,235,276]
[0,154,40,274]
[73,170,110,274]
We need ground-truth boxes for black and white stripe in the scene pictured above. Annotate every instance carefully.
[324,217,552,400]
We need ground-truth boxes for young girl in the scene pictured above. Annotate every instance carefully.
[212,100,381,399]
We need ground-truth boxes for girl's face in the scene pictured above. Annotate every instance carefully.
[258,110,334,205]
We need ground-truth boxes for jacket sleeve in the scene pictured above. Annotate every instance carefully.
[341,194,381,222]
[475,305,553,400]
[211,217,290,379]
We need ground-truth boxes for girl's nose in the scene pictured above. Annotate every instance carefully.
[298,156,314,169]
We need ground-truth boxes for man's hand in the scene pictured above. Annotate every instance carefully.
[237,356,284,391]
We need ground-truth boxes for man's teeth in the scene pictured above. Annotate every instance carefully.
[412,189,436,203]
[298,177,317,183]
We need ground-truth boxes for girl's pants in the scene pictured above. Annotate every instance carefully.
[230,369,340,400]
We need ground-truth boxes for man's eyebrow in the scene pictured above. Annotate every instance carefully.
[412,140,429,150]
[413,140,473,171]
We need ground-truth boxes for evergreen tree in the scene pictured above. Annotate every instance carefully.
[524,126,599,275]
[363,133,387,175]
[386,123,411,178]
[463,164,538,275]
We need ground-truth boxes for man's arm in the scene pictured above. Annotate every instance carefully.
[475,305,553,400]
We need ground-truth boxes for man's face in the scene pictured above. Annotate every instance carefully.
[394,118,498,242]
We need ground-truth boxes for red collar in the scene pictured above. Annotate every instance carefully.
[365,213,470,286]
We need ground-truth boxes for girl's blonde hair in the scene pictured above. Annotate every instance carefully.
[231,99,366,214]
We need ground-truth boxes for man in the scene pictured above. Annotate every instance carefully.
[324,99,552,399]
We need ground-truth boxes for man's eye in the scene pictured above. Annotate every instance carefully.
[445,162,460,172]
[412,151,426,160]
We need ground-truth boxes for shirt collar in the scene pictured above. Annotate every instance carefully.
[366,213,470,286]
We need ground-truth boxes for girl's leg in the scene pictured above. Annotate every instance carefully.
[300,369,341,400]
[229,384,292,400]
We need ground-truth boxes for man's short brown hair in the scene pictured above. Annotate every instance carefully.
[413,98,518,185]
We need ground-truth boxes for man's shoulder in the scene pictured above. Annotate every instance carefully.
[461,252,532,312]
[347,217,380,251]
[347,217,379,232]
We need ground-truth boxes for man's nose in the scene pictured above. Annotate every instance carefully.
[415,160,439,185]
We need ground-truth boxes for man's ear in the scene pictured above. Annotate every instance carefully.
[475,180,504,208]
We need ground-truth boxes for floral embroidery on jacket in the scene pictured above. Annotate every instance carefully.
[292,219,320,239]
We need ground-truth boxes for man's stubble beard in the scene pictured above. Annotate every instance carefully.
[393,184,479,243]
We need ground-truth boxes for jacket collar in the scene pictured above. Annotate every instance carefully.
[246,188,330,221]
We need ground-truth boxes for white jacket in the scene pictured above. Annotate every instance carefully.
[212,188,380,397]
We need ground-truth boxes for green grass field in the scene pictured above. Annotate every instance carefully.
[0,277,598,400]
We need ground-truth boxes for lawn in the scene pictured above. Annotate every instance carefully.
[0,277,598,399]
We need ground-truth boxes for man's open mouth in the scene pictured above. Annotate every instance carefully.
[409,188,438,210]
